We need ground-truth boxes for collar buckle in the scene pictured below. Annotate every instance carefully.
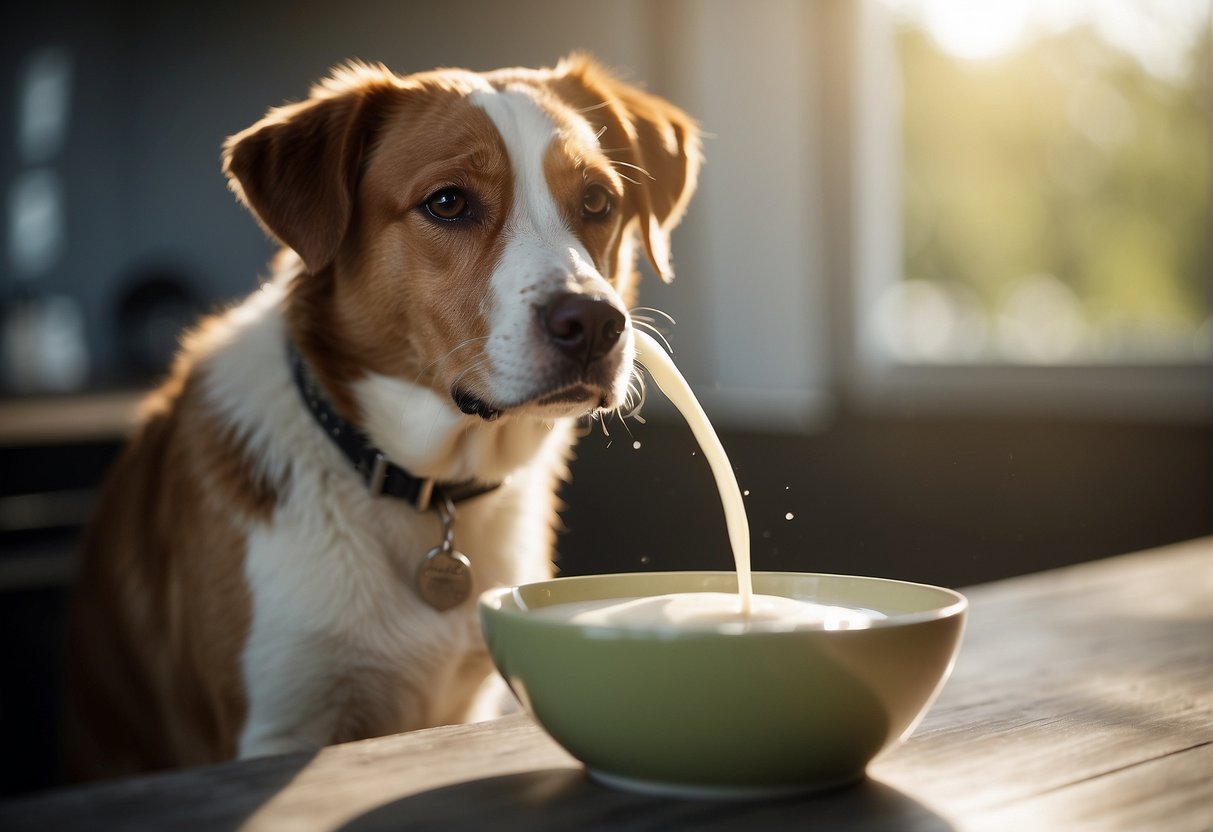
[367,451,436,511]
[416,478,436,512]
[368,453,389,496]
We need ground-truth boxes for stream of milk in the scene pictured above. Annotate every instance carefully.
[632,331,755,614]
[535,330,888,629]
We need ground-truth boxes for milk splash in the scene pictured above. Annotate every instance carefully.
[633,330,753,614]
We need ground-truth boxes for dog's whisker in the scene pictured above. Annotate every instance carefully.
[610,159,655,180]
[631,316,665,335]
[629,307,675,350]
[632,320,674,356]
[616,407,638,439]
[576,100,612,115]
[448,357,493,399]
[622,367,649,424]
[413,336,491,386]
[452,357,491,385]
[573,413,595,438]
[630,306,676,325]
[623,370,648,424]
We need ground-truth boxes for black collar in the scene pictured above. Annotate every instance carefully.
[287,342,500,509]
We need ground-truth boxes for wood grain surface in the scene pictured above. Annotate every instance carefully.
[2,537,1209,831]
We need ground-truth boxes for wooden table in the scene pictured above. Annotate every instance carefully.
[3,538,1210,831]
[0,390,141,445]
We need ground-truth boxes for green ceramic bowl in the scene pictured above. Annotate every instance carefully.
[479,571,966,799]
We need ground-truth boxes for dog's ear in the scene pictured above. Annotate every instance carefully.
[552,54,702,283]
[222,64,399,273]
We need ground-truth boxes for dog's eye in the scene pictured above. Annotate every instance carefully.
[425,188,470,222]
[582,184,612,220]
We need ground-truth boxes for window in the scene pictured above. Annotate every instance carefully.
[850,0,1211,417]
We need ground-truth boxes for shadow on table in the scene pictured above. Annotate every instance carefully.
[0,748,321,832]
[340,768,954,832]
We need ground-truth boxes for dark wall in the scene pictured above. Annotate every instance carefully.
[558,415,1213,588]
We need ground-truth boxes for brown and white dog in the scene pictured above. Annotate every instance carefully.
[65,55,700,780]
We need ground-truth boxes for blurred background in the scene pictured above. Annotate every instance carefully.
[1,0,1209,796]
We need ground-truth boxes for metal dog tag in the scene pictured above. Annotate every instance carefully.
[418,546,473,611]
[416,489,473,611]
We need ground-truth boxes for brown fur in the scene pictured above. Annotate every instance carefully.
[66,344,265,777]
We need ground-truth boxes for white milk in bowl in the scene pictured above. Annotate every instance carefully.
[528,591,883,632]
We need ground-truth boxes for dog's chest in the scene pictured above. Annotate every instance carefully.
[246,458,555,660]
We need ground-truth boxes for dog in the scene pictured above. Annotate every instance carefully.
[64,54,701,780]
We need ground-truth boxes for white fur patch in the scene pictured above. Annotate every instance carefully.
[353,370,564,484]
[470,86,631,408]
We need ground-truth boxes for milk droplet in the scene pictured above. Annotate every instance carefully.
[785,512,794,521]
[743,490,750,497]
[632,440,642,450]
[640,555,650,565]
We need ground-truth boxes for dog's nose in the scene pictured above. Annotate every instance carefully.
[543,293,626,366]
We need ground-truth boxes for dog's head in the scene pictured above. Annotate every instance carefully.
[223,55,700,424]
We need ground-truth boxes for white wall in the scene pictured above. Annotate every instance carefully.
[644,0,833,431]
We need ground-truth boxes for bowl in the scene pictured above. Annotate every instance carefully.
[479,571,966,799]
